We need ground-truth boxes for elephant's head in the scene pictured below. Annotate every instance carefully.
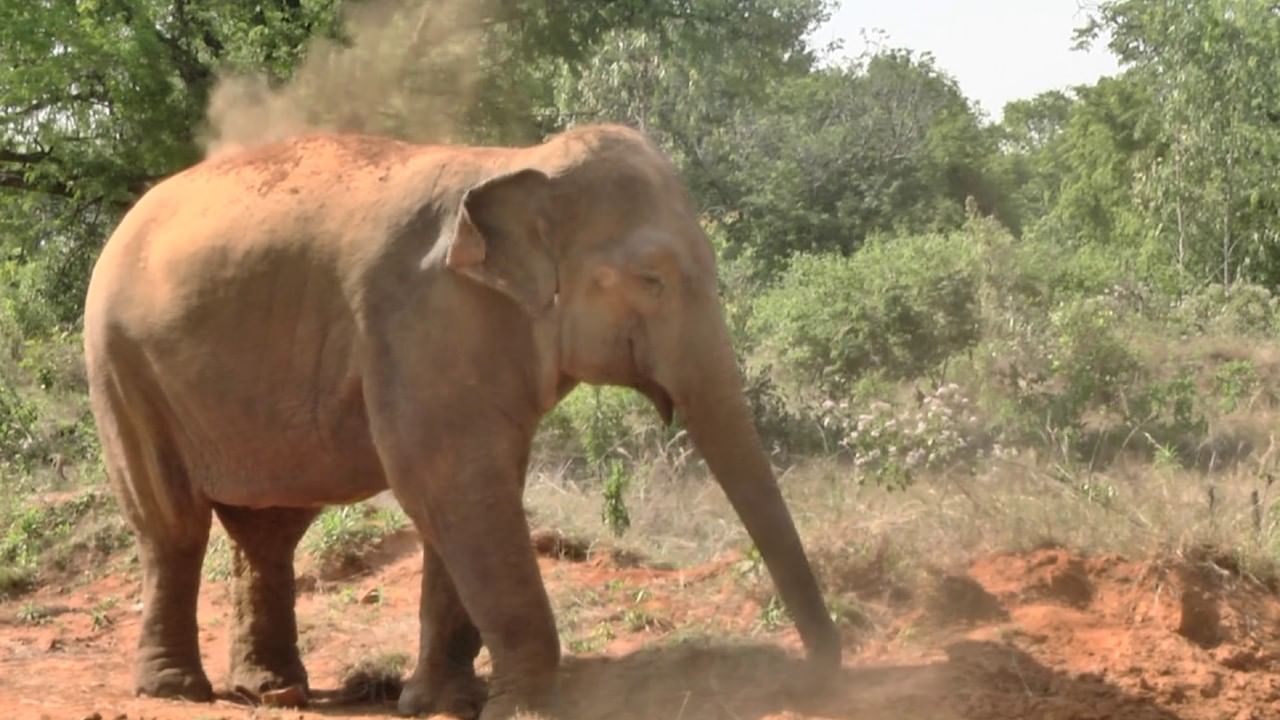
[443,124,841,672]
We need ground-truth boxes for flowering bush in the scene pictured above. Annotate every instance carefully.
[816,384,995,488]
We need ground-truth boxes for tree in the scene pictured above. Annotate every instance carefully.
[1080,0,1280,286]
[992,90,1074,234]
[0,0,344,324]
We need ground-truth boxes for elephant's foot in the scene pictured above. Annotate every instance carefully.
[474,674,557,720]
[135,664,214,702]
[397,672,487,718]
[229,656,309,701]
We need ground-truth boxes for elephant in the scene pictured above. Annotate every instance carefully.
[83,123,840,718]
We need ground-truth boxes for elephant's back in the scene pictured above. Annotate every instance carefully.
[89,134,452,339]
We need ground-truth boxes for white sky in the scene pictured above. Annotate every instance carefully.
[810,1,1122,119]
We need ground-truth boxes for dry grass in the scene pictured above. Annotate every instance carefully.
[525,451,1280,611]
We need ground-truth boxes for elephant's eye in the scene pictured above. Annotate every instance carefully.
[638,273,665,295]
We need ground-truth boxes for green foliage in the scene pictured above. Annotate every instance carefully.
[16,602,51,626]
[1213,360,1259,414]
[0,1,349,324]
[600,460,632,537]
[753,231,981,392]
[302,504,406,569]
[544,387,654,537]
[1080,0,1280,285]
[985,296,1144,440]
[1172,284,1280,337]
[0,564,34,599]
[0,383,39,470]
[1125,371,1207,443]
[0,490,116,596]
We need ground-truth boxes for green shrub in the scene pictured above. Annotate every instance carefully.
[302,504,406,570]
[986,296,1144,440]
[0,384,39,469]
[1213,359,1260,413]
[1173,283,1280,336]
[1124,370,1207,444]
[0,490,116,596]
[538,386,664,465]
[752,231,981,392]
[974,217,1142,316]
[0,260,60,358]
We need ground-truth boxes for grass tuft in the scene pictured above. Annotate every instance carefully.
[339,651,410,703]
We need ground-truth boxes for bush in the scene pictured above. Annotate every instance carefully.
[0,384,39,470]
[0,489,116,596]
[0,260,60,358]
[816,383,995,488]
[976,222,1143,316]
[1172,283,1280,336]
[752,231,981,392]
[983,296,1145,441]
[302,504,406,573]
[1213,359,1259,413]
[538,386,668,466]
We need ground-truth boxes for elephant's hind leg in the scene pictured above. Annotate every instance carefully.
[398,545,486,718]
[213,504,318,699]
[134,532,214,701]
[93,389,214,701]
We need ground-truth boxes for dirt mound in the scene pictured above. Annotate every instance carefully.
[2,543,1278,719]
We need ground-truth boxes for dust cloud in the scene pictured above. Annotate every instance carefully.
[201,0,493,159]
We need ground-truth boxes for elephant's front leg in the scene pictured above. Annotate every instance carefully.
[381,439,560,718]
[214,504,318,700]
[397,546,486,717]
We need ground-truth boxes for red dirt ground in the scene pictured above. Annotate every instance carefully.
[2,535,1279,720]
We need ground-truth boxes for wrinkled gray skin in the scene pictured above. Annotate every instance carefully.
[83,124,840,718]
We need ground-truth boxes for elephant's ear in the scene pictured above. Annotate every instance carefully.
[445,168,556,315]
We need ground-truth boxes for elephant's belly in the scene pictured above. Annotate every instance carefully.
[176,387,391,509]
[193,428,389,509]
[219,454,387,509]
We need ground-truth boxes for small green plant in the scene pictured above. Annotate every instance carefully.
[1152,441,1180,469]
[89,596,118,630]
[619,607,660,630]
[600,460,632,537]
[1077,478,1118,508]
[1214,359,1259,413]
[569,623,615,654]
[0,384,39,470]
[0,564,35,599]
[546,386,643,538]
[756,595,788,631]
[203,534,232,581]
[303,503,407,570]
[16,602,51,626]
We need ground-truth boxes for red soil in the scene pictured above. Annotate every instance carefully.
[2,537,1278,720]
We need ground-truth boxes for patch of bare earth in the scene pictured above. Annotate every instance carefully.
[2,536,1279,720]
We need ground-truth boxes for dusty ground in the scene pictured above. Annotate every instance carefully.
[2,530,1279,720]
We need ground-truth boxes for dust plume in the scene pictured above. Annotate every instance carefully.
[201,0,492,158]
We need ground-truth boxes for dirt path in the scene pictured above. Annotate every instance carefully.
[2,536,1278,720]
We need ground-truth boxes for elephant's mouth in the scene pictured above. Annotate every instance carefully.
[634,376,674,426]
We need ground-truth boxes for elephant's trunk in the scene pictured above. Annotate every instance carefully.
[676,312,841,673]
